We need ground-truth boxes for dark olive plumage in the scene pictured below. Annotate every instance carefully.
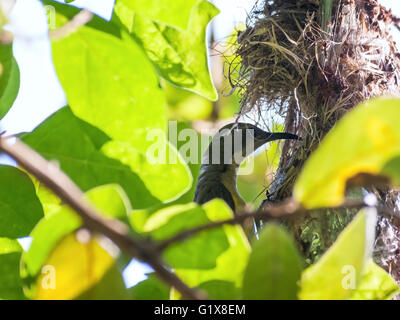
[194,122,300,212]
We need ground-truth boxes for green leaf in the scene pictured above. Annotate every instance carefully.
[381,156,400,185]
[56,33,165,147]
[115,0,201,30]
[242,224,303,300]
[321,0,333,31]
[294,97,400,208]
[0,237,22,254]
[21,206,82,283]
[172,200,251,298]
[0,166,44,238]
[197,280,240,300]
[49,5,192,203]
[22,107,160,209]
[350,260,400,300]
[132,202,229,269]
[130,199,250,298]
[51,15,165,146]
[0,43,20,119]
[78,265,130,300]
[129,274,170,300]
[114,0,219,101]
[85,184,131,221]
[299,209,376,300]
[33,233,120,300]
[101,139,192,204]
[21,184,131,294]
[0,248,25,300]
[0,238,24,300]
[165,82,213,121]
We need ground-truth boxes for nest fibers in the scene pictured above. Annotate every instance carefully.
[233,0,400,138]
[232,0,400,292]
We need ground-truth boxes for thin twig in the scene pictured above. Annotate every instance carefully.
[158,198,400,251]
[0,136,204,300]
[0,30,13,44]
[50,9,93,40]
[157,199,300,250]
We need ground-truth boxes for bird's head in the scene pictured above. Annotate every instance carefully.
[202,122,300,166]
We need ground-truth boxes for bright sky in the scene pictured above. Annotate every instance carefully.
[1,0,400,288]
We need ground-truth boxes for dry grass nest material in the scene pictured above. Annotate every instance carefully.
[231,0,400,140]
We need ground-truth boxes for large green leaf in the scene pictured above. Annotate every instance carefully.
[101,139,192,204]
[48,5,192,203]
[130,199,250,299]
[164,82,213,121]
[21,206,81,283]
[242,224,303,300]
[33,233,123,300]
[114,0,219,101]
[0,249,25,299]
[51,20,165,147]
[129,273,170,300]
[22,107,160,209]
[23,184,131,300]
[131,202,229,269]
[171,200,251,299]
[294,98,400,208]
[115,0,200,30]
[299,209,376,300]
[381,156,400,185]
[21,184,131,295]
[0,237,22,254]
[350,260,400,300]
[0,238,25,300]
[78,265,130,300]
[0,166,44,238]
[197,280,240,300]
[0,43,20,119]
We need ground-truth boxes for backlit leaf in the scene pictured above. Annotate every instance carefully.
[294,98,400,208]
[23,107,160,209]
[242,224,303,300]
[0,239,24,299]
[172,200,251,299]
[299,209,377,300]
[34,234,117,300]
[129,273,170,300]
[350,260,400,300]
[115,0,200,30]
[0,43,19,119]
[48,3,193,203]
[21,184,131,296]
[114,0,219,101]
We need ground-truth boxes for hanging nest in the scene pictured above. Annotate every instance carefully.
[231,0,400,292]
[233,0,400,136]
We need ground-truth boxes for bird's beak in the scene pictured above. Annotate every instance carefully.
[255,131,301,149]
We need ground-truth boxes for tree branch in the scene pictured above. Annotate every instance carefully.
[0,136,204,300]
[50,9,93,40]
[158,198,400,251]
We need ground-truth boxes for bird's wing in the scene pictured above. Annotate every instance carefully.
[194,182,236,211]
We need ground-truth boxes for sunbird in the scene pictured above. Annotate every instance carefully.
[194,123,300,213]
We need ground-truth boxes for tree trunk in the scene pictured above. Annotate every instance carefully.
[235,0,400,287]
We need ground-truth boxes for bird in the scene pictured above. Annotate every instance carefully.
[194,122,300,214]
